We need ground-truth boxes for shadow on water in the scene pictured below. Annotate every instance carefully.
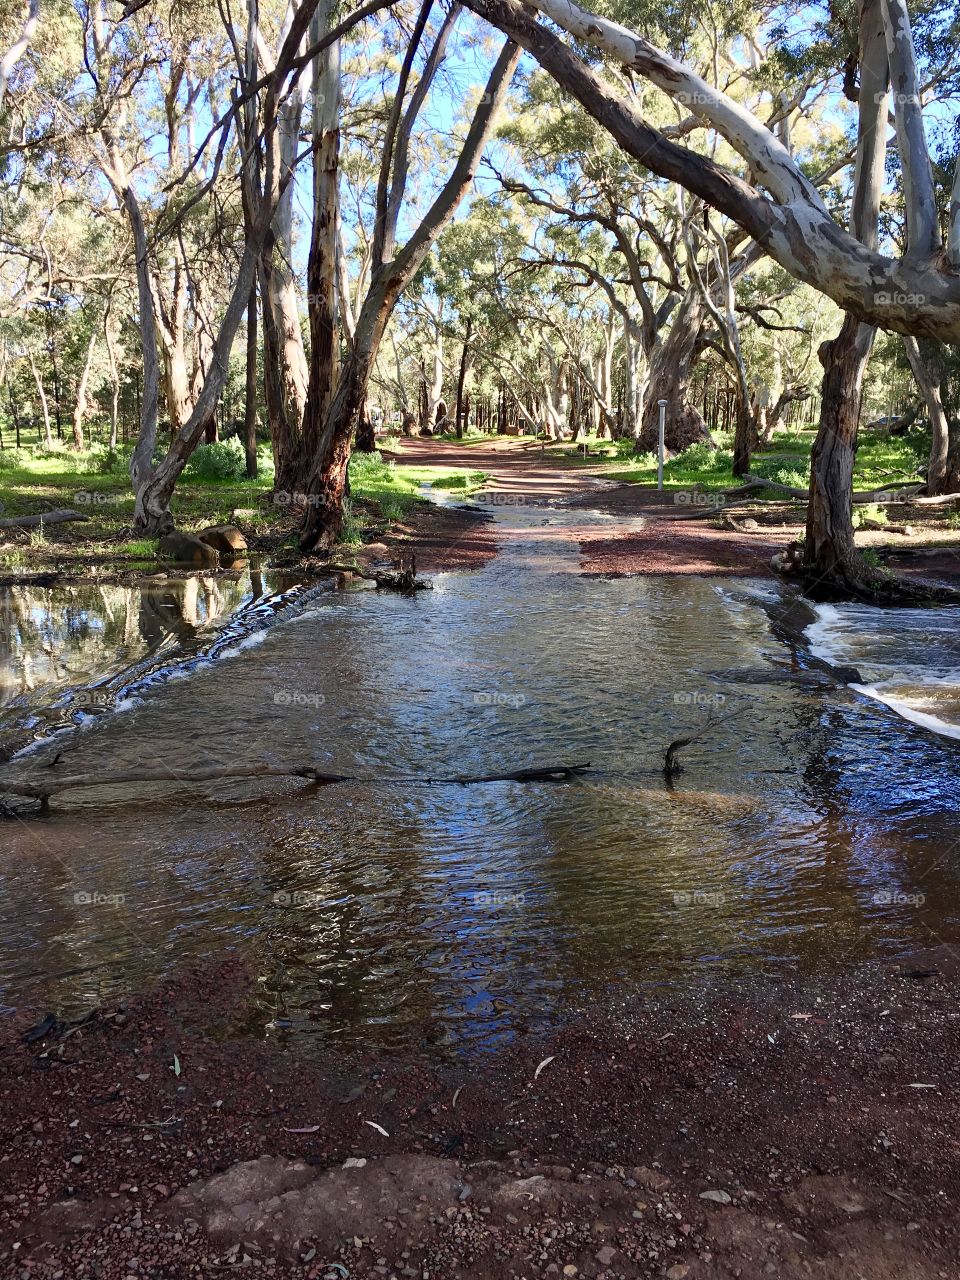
[1,500,959,1052]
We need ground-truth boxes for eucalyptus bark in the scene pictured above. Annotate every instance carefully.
[28,351,53,449]
[259,0,311,489]
[299,40,521,551]
[455,316,473,438]
[803,0,887,593]
[244,283,259,478]
[298,0,342,480]
[103,307,120,450]
[804,316,875,591]
[636,290,707,452]
[72,329,96,450]
[902,336,955,495]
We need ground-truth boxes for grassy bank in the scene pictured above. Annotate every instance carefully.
[0,439,487,576]
[542,422,930,495]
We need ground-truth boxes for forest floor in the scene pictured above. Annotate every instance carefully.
[1,432,958,587]
[2,947,960,1280]
[387,437,960,588]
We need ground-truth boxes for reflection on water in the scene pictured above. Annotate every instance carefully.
[1,504,959,1051]
[0,566,321,759]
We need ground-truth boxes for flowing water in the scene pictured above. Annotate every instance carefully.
[1,500,959,1051]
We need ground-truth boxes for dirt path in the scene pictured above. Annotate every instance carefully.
[388,439,784,578]
[2,950,959,1279]
[389,439,960,587]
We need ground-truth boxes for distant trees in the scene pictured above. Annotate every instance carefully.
[464,0,960,591]
[1,0,958,599]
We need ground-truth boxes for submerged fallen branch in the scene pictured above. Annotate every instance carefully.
[0,760,591,805]
[0,508,91,530]
[664,710,746,780]
[326,555,430,592]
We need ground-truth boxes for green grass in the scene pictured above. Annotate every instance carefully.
[542,423,926,496]
[0,440,487,571]
[348,451,485,508]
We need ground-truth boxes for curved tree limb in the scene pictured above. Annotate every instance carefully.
[462,0,960,343]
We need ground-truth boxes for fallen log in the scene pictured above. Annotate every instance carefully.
[910,491,960,506]
[0,760,591,804]
[0,508,91,530]
[326,555,430,592]
[737,475,924,504]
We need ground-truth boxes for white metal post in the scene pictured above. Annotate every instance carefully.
[657,399,667,490]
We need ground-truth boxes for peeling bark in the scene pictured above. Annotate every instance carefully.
[902,336,954,494]
[299,40,521,551]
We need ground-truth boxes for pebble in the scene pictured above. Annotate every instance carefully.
[699,1189,732,1205]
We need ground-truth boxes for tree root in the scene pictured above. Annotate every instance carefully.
[798,560,960,606]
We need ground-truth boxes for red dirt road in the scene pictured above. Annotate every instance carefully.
[386,439,783,577]
[2,951,959,1279]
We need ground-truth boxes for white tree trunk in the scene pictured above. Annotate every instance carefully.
[28,350,52,448]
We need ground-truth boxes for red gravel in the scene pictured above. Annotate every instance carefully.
[388,440,787,578]
[570,487,784,577]
[2,949,959,1279]
[376,501,498,574]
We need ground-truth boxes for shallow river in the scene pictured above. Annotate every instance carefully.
[1,499,959,1050]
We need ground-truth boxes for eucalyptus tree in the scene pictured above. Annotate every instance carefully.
[0,0,40,105]
[464,0,960,593]
[296,8,521,550]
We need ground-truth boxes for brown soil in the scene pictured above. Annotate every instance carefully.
[389,439,960,587]
[360,501,498,575]
[2,949,959,1280]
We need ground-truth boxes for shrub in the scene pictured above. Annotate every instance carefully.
[84,444,130,475]
[184,436,247,481]
[348,450,387,482]
[0,448,31,471]
[853,502,888,528]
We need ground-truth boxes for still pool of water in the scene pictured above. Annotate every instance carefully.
[1,502,959,1051]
